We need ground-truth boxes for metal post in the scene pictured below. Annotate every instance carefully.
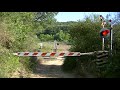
[102,24,105,51]
[110,28,113,55]
[54,40,57,52]
[102,38,105,51]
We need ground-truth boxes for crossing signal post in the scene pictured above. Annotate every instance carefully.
[100,28,110,51]
[98,15,114,68]
[99,15,106,51]
[98,15,113,69]
[99,15,113,55]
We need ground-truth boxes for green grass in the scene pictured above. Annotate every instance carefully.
[0,51,22,78]
[39,41,70,52]
[40,42,54,52]
[0,45,32,78]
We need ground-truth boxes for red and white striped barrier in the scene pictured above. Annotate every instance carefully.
[13,52,81,57]
[13,51,109,57]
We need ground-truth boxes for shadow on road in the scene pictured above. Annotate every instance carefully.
[31,60,81,78]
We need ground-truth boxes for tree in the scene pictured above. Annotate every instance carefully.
[35,12,58,22]
[0,12,59,77]
[34,12,58,38]
[69,15,102,52]
[34,12,58,28]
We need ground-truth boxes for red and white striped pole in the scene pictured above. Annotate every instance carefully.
[13,52,81,57]
[13,51,108,57]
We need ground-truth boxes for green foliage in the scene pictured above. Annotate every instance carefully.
[74,55,96,76]
[39,34,54,41]
[35,12,58,28]
[2,12,120,78]
[0,12,59,77]
[36,20,71,42]
[19,56,37,73]
[35,12,58,22]
[62,14,107,77]
[100,24,120,78]
[0,22,15,49]
[62,56,78,72]
[12,33,40,52]
[62,13,120,78]
[69,18,102,52]
[62,14,103,75]
[0,46,21,77]
[58,30,70,42]
[104,53,120,78]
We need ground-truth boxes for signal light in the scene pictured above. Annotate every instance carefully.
[101,30,110,36]
[100,28,110,38]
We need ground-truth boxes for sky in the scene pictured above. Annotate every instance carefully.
[55,12,115,22]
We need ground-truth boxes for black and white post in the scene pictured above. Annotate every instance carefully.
[100,15,105,51]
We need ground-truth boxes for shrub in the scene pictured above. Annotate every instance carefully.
[62,15,111,77]
[62,56,78,72]
[0,46,22,77]
[39,34,54,41]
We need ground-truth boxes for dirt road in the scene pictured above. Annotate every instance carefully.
[29,58,82,78]
[15,43,95,78]
[26,43,95,78]
[27,43,82,78]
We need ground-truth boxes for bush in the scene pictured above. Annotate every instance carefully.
[0,46,22,77]
[39,34,54,41]
[75,55,96,75]
[0,18,39,77]
[62,15,112,77]
[62,54,97,76]
[102,52,120,78]
[0,22,15,49]
[19,56,38,73]
[69,21,102,52]
[62,56,78,72]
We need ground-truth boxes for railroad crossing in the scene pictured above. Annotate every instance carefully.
[13,15,112,68]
